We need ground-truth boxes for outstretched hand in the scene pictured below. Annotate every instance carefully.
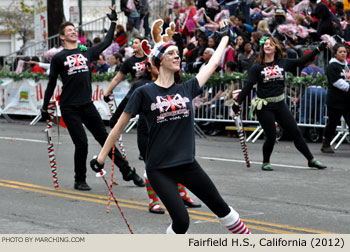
[107,5,118,21]
[90,155,104,173]
[317,41,327,52]
[232,101,241,115]
[214,21,234,44]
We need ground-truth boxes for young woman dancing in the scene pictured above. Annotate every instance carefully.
[90,22,251,234]
[232,35,327,171]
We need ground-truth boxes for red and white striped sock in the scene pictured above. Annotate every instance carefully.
[218,207,251,234]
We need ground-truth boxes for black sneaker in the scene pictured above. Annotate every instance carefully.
[308,159,327,169]
[122,168,145,187]
[261,163,273,171]
[74,182,91,191]
[183,199,202,208]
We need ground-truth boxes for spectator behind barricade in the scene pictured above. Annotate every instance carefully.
[257,20,271,36]
[126,22,140,45]
[127,0,141,29]
[78,29,86,45]
[224,61,238,109]
[96,54,109,73]
[188,46,213,74]
[179,0,197,44]
[25,56,45,75]
[233,35,246,62]
[261,0,278,24]
[315,2,342,40]
[285,0,296,16]
[271,9,288,42]
[321,43,350,153]
[335,1,345,20]
[92,37,102,46]
[207,36,217,49]
[343,10,350,41]
[251,31,263,52]
[102,36,120,60]
[233,15,254,38]
[251,13,264,29]
[206,0,220,21]
[237,42,258,72]
[115,24,128,48]
[107,54,119,73]
[225,0,240,17]
[298,50,326,125]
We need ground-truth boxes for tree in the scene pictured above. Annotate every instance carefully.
[47,0,65,38]
[0,1,34,49]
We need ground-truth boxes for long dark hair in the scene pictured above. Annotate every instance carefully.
[255,35,284,64]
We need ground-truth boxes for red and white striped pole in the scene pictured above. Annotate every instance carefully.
[45,100,59,188]
[232,90,250,168]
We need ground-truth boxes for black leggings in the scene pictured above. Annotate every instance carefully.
[61,103,130,182]
[147,160,230,234]
[323,106,350,139]
[256,102,313,163]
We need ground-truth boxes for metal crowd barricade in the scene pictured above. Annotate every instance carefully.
[193,78,332,143]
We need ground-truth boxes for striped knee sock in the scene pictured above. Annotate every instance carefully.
[219,207,251,234]
[145,178,161,208]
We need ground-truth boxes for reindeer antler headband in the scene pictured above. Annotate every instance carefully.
[141,19,176,69]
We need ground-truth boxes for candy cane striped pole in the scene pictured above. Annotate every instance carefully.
[45,101,59,188]
[235,112,250,168]
[106,99,117,212]
[106,145,115,213]
[232,89,250,168]
[118,135,127,160]
[97,170,134,234]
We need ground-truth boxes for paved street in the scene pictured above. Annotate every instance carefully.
[0,117,349,234]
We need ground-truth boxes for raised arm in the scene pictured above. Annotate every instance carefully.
[196,22,230,87]
[91,6,118,55]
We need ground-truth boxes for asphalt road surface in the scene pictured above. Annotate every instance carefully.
[0,117,349,234]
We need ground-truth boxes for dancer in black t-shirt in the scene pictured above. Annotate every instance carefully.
[321,43,350,153]
[103,36,147,127]
[232,35,327,171]
[91,22,251,234]
[41,6,144,190]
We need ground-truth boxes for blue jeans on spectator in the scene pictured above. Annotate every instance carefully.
[240,2,251,24]
[128,16,140,30]
[227,3,239,17]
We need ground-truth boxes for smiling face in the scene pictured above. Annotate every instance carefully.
[335,46,347,63]
[60,25,78,44]
[160,45,180,72]
[263,38,276,56]
[132,38,142,54]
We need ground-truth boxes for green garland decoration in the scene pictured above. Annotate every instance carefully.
[0,71,328,87]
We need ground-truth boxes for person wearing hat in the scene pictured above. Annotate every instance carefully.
[90,22,252,234]
[232,35,327,171]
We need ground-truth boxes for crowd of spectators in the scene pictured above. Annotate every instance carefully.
[2,0,350,136]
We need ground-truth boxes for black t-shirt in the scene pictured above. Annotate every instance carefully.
[119,55,147,79]
[236,49,319,104]
[124,78,202,170]
[326,60,350,109]
[42,23,116,109]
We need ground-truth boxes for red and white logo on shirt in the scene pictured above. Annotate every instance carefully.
[341,69,350,82]
[261,65,284,82]
[151,94,190,122]
[64,54,89,74]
